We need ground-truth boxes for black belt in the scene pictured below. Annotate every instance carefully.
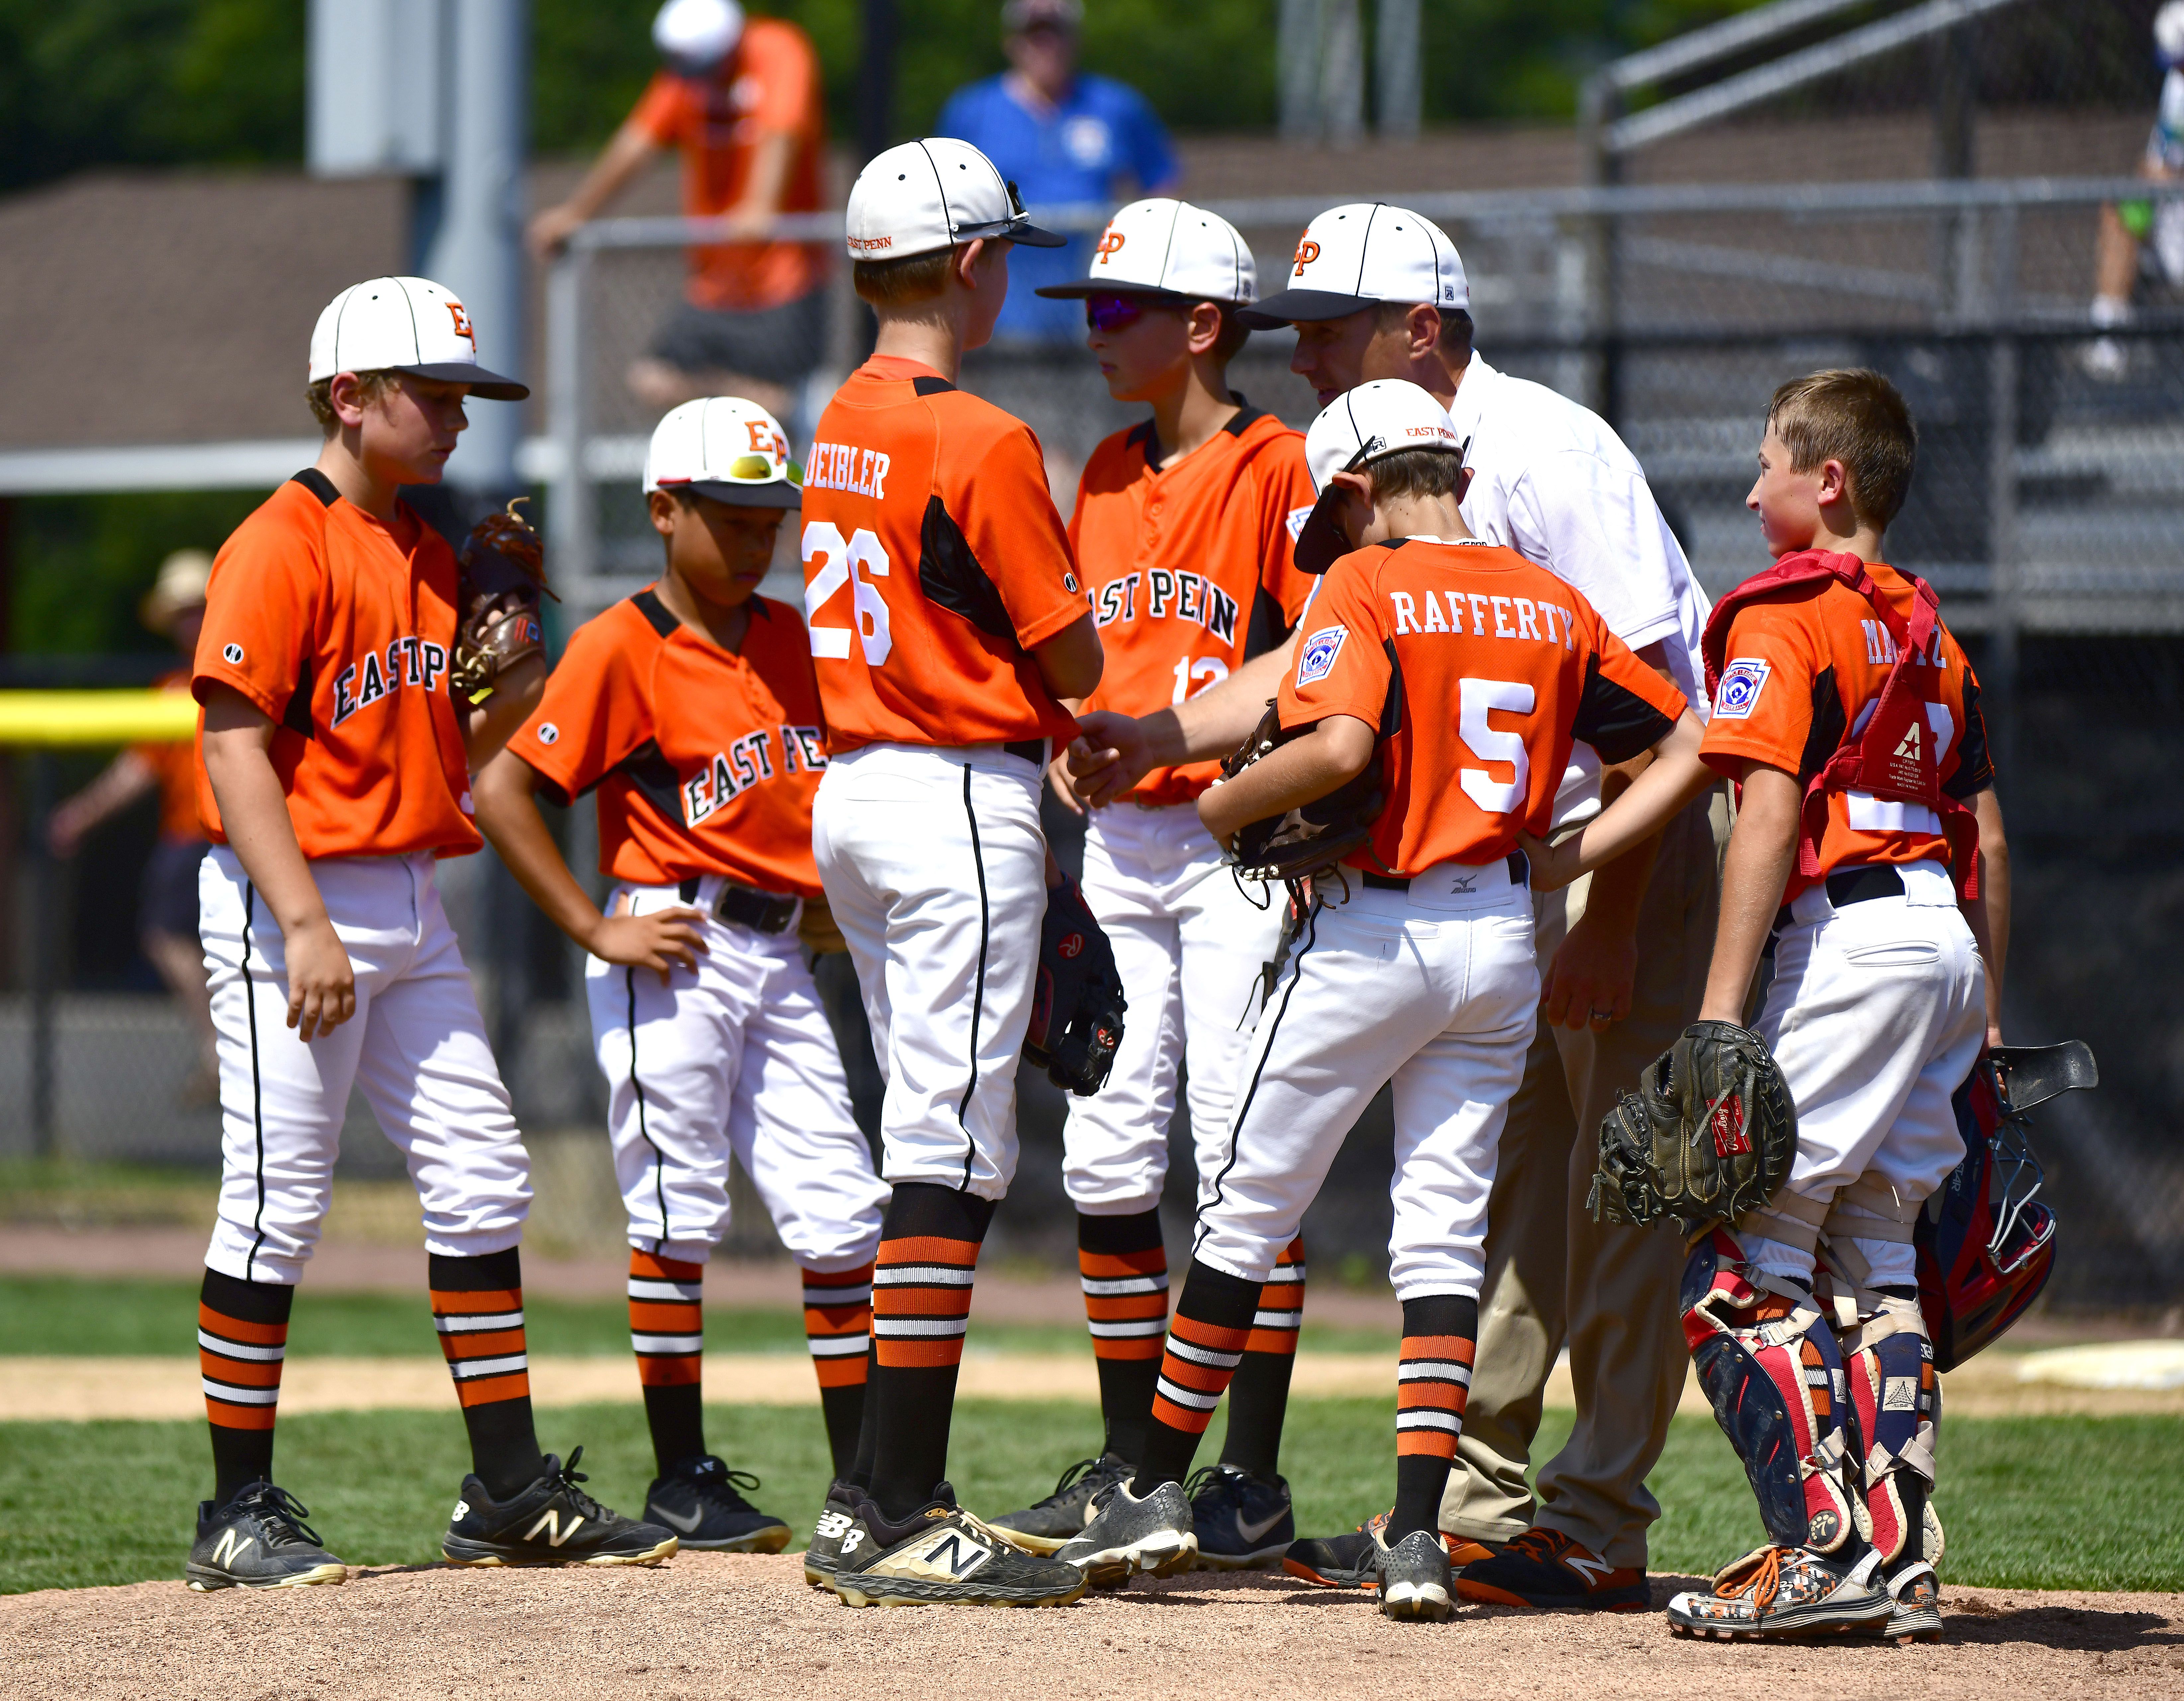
[1363,851,1528,893]
[1770,863,1906,936]
[677,876,800,935]
[1003,738,1047,766]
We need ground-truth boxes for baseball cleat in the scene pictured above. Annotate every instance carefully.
[186,1482,347,1591]
[831,1483,1086,1608]
[1376,1526,1455,1623]
[1056,1477,1197,1588]
[1457,1525,1650,1612]
[985,1454,1133,1556]
[642,1455,791,1553]
[1284,1511,1489,1590]
[441,1447,679,1567]
[1877,1560,1944,1644]
[1184,1463,1293,1571]
[1665,1545,1891,1640]
[803,1480,860,1587]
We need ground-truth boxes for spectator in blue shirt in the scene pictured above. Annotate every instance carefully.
[936,0,1181,343]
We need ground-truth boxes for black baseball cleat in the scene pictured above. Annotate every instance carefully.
[832,1482,1086,1607]
[985,1454,1133,1556]
[1185,1463,1294,1570]
[442,1447,679,1567]
[1457,1525,1652,1612]
[803,1480,861,1587]
[642,1456,791,1553]
[186,1482,347,1591]
[1056,1476,1197,1587]
[1285,1511,1494,1589]
[1377,1527,1455,1622]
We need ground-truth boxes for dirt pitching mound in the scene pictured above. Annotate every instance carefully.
[2,1554,2178,1700]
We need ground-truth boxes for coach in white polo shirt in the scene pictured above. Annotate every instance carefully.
[1068,202,1726,1609]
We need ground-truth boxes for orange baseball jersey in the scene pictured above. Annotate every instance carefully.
[800,355,1087,754]
[629,18,828,314]
[138,668,204,842]
[1280,539,1686,876]
[506,590,828,897]
[1699,561,1992,899]
[192,471,478,860]
[1072,406,1319,804]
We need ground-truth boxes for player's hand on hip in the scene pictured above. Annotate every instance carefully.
[1515,830,1581,892]
[587,908,709,986]
[1066,713,1150,809]
[1046,752,1086,817]
[283,918,357,1041]
[1541,905,1637,1032]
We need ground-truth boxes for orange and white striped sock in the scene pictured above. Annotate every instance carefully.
[629,1249,705,1473]
[1079,1209,1168,1463]
[1133,1259,1263,1492]
[198,1268,293,1507]
[864,1182,994,1520]
[802,1260,874,1480]
[430,1249,546,1499]
[1390,1294,1478,1541]
[1220,1235,1306,1478]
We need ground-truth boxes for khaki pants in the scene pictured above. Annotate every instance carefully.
[1439,789,1729,1567]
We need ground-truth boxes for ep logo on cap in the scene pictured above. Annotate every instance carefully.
[644,396,802,509]
[309,277,528,401]
[1032,197,1258,305]
[1240,203,1469,328]
[1292,380,1467,574]
[845,137,1068,260]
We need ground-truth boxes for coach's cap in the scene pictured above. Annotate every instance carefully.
[1034,197,1257,304]
[1239,203,1469,328]
[654,0,743,73]
[644,396,801,509]
[845,137,1067,261]
[141,549,213,632]
[1002,0,1082,32]
[1292,380,1466,573]
[309,277,528,401]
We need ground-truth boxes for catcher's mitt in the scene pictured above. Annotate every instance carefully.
[453,498,556,701]
[1025,875,1126,1096]
[1588,1020,1797,1229]
[1217,700,1383,885]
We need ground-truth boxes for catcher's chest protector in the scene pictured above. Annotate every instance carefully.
[1681,1227,1863,1553]
[1701,549,1978,899]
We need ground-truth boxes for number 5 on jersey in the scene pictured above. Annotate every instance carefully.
[803,522,892,665]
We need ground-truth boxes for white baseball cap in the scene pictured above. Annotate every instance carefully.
[644,396,801,509]
[2159,0,2184,68]
[655,0,743,71]
[845,137,1067,261]
[309,276,527,400]
[1240,203,1469,328]
[1293,380,1467,572]
[1033,197,1257,304]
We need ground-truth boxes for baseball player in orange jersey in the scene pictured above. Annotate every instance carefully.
[978,196,1320,1566]
[1520,369,2007,1641]
[474,396,888,1557]
[1059,381,1698,1615]
[185,277,676,1591]
[799,137,1106,1609]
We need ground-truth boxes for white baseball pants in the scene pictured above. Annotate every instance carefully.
[1063,804,1285,1215]
[1746,859,1988,1288]
[810,742,1047,1202]
[200,848,531,1286]
[587,880,887,1270]
[1192,860,1541,1299]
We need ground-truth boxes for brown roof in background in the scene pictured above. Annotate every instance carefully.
[0,112,2144,454]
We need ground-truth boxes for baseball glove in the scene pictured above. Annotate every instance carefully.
[452,497,556,701]
[1588,1021,1797,1230]
[1024,874,1126,1096]
[1217,700,1383,885]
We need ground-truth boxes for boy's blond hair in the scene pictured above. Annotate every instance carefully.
[1767,368,1918,531]
[306,370,405,433]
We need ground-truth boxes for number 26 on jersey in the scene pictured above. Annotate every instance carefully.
[803,522,892,666]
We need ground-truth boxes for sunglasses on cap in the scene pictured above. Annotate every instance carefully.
[725,453,798,483]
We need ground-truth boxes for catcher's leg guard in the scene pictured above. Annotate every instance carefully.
[1681,1227,1861,1553]
[1822,1253,1940,1571]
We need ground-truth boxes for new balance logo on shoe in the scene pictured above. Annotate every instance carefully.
[815,1511,854,1539]
[525,1509,588,1548]
[1564,1554,1616,1584]
[452,1500,470,1521]
[890,1531,991,1580]
[210,1529,254,1568]
[651,1504,704,1534]
[839,1530,864,1558]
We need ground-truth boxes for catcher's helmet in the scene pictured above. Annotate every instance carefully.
[1915,1044,2092,1371]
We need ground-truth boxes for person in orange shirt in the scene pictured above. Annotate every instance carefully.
[185,276,676,1592]
[474,397,887,1557]
[981,197,1319,1566]
[1520,370,2007,1643]
[529,0,830,419]
[803,136,1105,1609]
[48,549,218,1101]
[1058,379,1696,1617]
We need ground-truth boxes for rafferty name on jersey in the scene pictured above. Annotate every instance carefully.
[1387,589,1579,650]
[806,441,891,500]
[1092,570,1240,644]
[1860,618,1949,669]
[330,637,452,727]
[682,724,827,827]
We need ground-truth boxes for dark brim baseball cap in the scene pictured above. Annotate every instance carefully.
[969,216,1068,248]
[677,478,801,509]
[1033,280,1191,299]
[1292,494,1353,575]
[398,361,530,401]
[1235,288,1382,329]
